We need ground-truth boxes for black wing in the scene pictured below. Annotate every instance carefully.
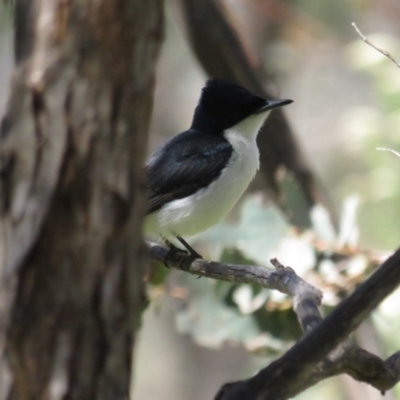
[146,129,233,215]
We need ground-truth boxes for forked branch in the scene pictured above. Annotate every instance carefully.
[147,243,400,399]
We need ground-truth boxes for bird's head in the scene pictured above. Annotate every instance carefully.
[191,78,293,134]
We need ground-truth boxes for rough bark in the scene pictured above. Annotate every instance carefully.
[0,1,163,399]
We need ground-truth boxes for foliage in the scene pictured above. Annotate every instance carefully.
[149,193,372,354]
[338,34,400,249]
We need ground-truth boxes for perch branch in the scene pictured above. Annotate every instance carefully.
[147,242,322,332]
[147,243,400,398]
[352,22,400,68]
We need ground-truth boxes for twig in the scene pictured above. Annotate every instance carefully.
[377,147,400,158]
[147,242,322,332]
[148,243,323,332]
[147,242,321,295]
[352,22,400,68]
[270,258,323,332]
[289,347,400,396]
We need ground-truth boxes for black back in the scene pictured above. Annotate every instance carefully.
[191,78,267,134]
[146,130,232,214]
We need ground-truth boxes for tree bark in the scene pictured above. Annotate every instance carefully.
[0,1,163,399]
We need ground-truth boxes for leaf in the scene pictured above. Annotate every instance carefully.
[173,271,302,351]
[198,194,316,271]
[338,195,360,248]
[277,171,312,229]
[197,196,289,266]
[175,274,260,348]
[147,262,169,286]
[172,194,316,350]
[311,204,336,244]
[232,285,269,314]
[254,307,303,341]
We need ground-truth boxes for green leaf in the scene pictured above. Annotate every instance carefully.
[278,172,312,229]
[311,204,336,244]
[175,274,260,348]
[174,272,302,351]
[197,196,289,266]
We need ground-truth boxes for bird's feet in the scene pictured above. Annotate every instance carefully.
[163,238,188,268]
[176,236,203,260]
[162,236,203,270]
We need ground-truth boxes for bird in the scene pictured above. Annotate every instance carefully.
[144,78,293,261]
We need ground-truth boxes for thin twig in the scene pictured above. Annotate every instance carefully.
[146,243,321,294]
[147,242,322,332]
[377,147,400,158]
[352,22,400,68]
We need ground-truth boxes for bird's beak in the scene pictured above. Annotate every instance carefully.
[254,99,293,114]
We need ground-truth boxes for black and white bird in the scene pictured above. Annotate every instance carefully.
[145,78,293,257]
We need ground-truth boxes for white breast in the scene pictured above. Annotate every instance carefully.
[145,111,271,238]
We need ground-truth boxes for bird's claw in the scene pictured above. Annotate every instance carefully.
[162,236,203,270]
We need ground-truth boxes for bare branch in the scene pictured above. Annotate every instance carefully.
[148,243,400,398]
[147,243,323,333]
[289,347,400,396]
[148,242,400,397]
[344,348,400,392]
[215,248,400,399]
[352,22,400,68]
[270,258,323,332]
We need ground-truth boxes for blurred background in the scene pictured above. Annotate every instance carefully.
[2,1,400,399]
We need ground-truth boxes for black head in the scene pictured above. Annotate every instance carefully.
[191,79,292,133]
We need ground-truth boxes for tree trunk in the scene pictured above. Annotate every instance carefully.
[0,1,163,399]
